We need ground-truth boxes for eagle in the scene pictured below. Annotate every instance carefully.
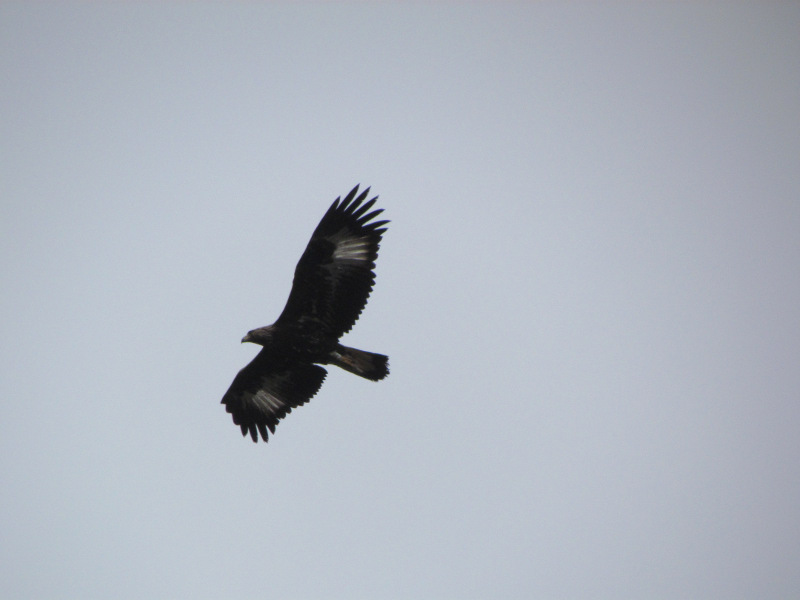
[221,185,389,442]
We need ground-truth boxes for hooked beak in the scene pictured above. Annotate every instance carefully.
[241,332,253,344]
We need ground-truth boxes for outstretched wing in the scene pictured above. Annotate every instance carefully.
[221,349,327,442]
[276,185,388,338]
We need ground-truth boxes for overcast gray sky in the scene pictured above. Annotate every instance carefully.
[2,3,799,599]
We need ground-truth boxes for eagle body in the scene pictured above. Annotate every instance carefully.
[221,186,389,442]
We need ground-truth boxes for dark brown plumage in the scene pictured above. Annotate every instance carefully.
[221,185,389,442]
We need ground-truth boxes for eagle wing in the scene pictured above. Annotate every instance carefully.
[221,349,327,442]
[275,185,388,338]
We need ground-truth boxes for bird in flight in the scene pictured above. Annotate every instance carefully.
[221,185,389,442]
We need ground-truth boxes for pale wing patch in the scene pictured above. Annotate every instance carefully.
[333,235,372,261]
[248,389,285,413]
[243,374,291,415]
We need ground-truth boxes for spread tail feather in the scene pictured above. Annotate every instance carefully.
[330,345,389,381]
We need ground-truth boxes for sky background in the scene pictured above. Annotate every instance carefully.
[2,3,799,599]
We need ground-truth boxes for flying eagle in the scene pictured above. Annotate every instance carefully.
[221,185,389,442]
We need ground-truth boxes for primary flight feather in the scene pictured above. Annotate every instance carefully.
[221,185,389,442]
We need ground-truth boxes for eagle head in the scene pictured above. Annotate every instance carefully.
[242,326,274,346]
